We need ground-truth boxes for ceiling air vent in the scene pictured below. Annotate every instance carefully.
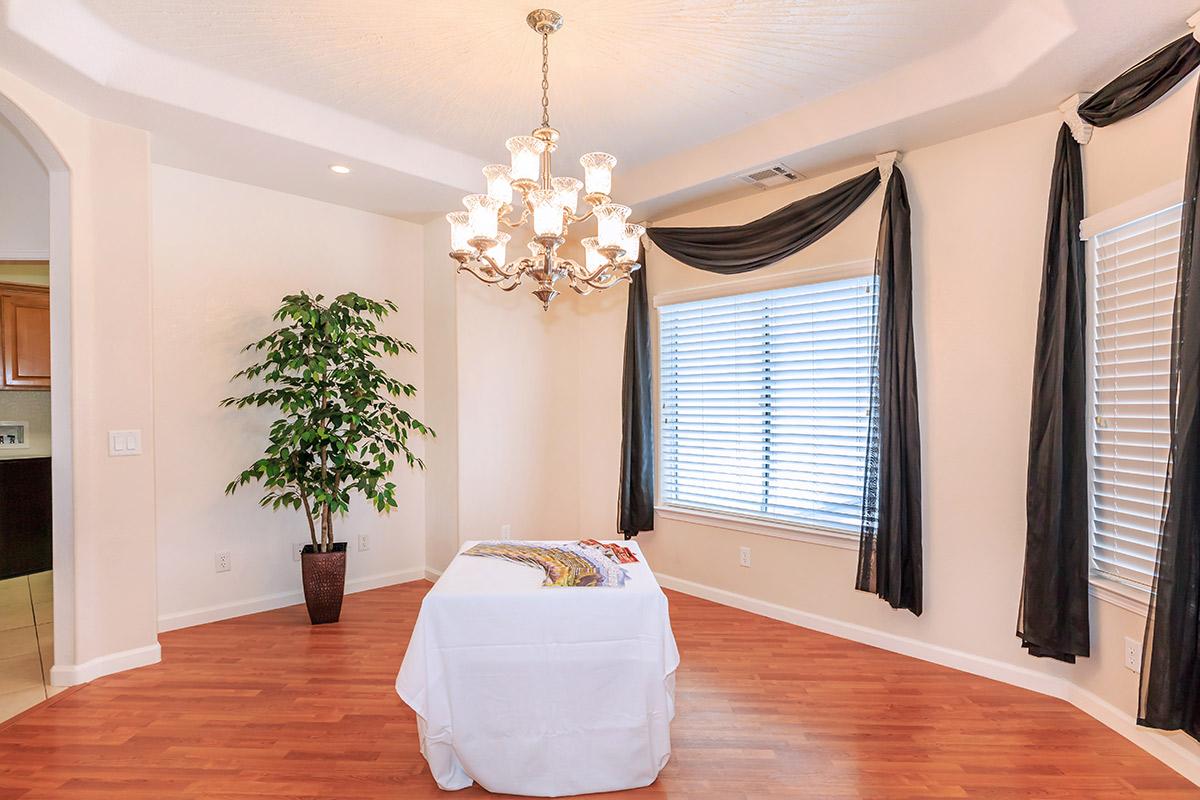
[738,163,802,189]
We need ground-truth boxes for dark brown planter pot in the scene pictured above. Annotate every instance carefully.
[300,542,347,625]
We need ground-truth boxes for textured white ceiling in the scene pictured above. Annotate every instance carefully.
[3,0,1197,220]
[79,0,998,170]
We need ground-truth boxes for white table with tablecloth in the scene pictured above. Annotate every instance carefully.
[395,540,679,797]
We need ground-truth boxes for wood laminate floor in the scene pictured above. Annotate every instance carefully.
[0,580,1194,799]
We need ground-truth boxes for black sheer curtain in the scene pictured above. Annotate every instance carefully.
[618,245,654,539]
[855,169,923,615]
[1014,29,1200,734]
[1139,49,1200,739]
[622,165,923,613]
[1018,124,1088,662]
[1018,35,1200,666]
[645,169,881,274]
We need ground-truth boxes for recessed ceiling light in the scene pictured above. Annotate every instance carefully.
[329,164,352,175]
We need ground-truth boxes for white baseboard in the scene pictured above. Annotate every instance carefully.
[50,642,161,686]
[157,567,425,632]
[1065,684,1200,786]
[423,566,443,581]
[654,572,1200,787]
[0,248,49,260]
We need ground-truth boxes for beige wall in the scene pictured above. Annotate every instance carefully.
[151,165,428,627]
[0,65,159,677]
[420,217,465,573]
[454,272,581,542]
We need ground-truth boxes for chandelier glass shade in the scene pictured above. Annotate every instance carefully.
[448,8,643,310]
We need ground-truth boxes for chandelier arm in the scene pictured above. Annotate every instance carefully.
[564,208,594,225]
[591,273,632,290]
[477,252,530,277]
[571,260,622,284]
[501,204,530,229]
[582,269,631,290]
[457,262,513,285]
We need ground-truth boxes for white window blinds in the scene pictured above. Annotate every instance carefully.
[1091,204,1180,588]
[659,274,877,532]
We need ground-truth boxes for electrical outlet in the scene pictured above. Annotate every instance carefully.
[739,546,752,568]
[215,551,231,573]
[358,533,370,552]
[293,542,307,561]
[501,524,512,540]
[1124,636,1143,673]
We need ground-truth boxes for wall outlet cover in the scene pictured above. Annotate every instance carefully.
[1124,636,1143,673]
[501,524,512,540]
[215,551,231,573]
[739,546,752,568]
[358,533,370,552]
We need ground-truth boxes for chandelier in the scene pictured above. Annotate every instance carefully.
[447,8,643,310]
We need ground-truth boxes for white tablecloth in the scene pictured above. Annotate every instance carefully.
[396,540,679,797]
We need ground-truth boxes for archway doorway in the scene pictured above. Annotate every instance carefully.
[0,91,74,709]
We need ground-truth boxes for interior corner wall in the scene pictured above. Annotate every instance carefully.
[0,65,159,677]
[151,165,427,629]
[573,284,626,536]
[453,261,585,544]
[422,217,461,573]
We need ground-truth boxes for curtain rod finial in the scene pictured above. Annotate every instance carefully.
[1059,94,1094,145]
[875,151,900,182]
[1189,9,1200,41]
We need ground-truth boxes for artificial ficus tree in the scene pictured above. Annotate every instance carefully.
[223,291,433,552]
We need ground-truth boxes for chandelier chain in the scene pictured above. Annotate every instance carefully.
[541,32,550,127]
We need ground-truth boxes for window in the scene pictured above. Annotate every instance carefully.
[1090,204,1180,588]
[659,274,877,533]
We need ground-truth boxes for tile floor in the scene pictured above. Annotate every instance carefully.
[0,571,62,721]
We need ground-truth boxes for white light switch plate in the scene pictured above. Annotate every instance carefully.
[108,429,142,456]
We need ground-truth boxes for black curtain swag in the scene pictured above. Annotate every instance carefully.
[1017,29,1200,742]
[619,167,924,616]
[645,168,881,274]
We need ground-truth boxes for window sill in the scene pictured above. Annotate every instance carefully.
[653,505,859,551]
[1089,574,1150,616]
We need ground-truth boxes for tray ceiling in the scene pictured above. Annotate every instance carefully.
[81,0,997,170]
[1,0,1197,220]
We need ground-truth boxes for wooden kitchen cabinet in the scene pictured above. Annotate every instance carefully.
[0,282,51,390]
